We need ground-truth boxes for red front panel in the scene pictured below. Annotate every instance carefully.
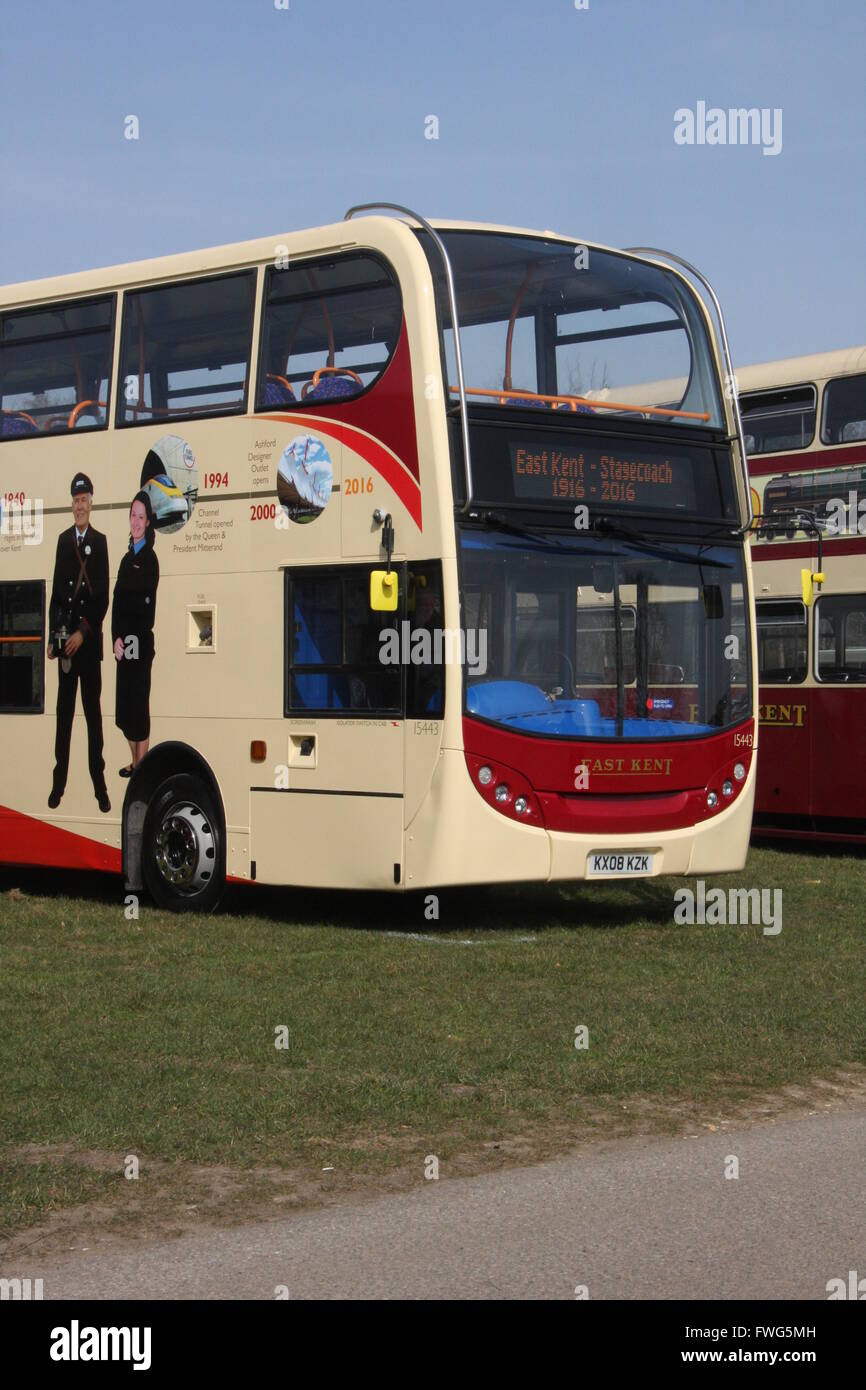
[463,716,754,833]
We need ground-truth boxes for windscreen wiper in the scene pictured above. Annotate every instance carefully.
[589,516,738,568]
[473,511,567,549]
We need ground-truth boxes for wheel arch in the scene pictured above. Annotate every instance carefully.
[122,742,226,893]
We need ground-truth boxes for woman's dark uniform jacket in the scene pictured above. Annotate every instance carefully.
[112,544,159,741]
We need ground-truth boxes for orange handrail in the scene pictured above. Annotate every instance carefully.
[503,263,537,391]
[449,383,710,421]
[266,372,295,395]
[68,400,107,427]
[1,410,38,427]
[0,635,42,643]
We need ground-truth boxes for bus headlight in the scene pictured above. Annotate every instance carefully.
[722,780,733,798]
[733,762,746,781]
[465,754,542,826]
[707,790,719,809]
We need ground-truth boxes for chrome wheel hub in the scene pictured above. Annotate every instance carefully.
[154,801,215,895]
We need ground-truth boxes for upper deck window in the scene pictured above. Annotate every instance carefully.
[821,373,866,445]
[739,384,816,455]
[117,271,255,427]
[417,230,724,428]
[0,296,114,440]
[256,254,402,410]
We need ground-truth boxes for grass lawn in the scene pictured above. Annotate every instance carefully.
[1,844,864,1252]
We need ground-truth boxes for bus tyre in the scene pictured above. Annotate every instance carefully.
[142,774,224,912]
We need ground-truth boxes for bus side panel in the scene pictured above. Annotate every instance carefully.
[250,789,403,889]
[809,688,863,822]
[754,688,811,818]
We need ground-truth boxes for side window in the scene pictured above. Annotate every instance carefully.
[406,563,445,718]
[815,595,866,682]
[739,384,816,455]
[0,580,44,711]
[821,373,866,445]
[117,272,255,426]
[1,297,114,439]
[257,254,402,409]
[286,567,403,714]
[756,600,807,683]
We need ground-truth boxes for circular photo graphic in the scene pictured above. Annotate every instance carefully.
[277,435,333,524]
[140,435,199,534]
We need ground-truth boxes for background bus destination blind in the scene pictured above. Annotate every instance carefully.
[508,440,697,509]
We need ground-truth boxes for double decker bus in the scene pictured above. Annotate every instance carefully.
[0,206,756,909]
[739,347,866,841]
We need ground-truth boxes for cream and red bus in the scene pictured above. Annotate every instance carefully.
[0,206,757,909]
[739,353,866,839]
[738,347,866,842]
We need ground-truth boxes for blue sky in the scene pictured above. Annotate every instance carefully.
[1,0,863,367]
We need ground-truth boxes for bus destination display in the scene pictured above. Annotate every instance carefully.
[508,440,697,510]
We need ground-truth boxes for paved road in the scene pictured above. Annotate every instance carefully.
[17,1107,866,1299]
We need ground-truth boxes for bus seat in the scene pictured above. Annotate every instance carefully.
[841,420,866,442]
[504,395,549,409]
[303,368,364,402]
[263,375,296,405]
[306,377,361,401]
[466,680,549,719]
[1,412,38,437]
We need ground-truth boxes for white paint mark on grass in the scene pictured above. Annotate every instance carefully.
[384,932,537,946]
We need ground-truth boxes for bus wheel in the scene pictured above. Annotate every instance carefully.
[142,774,224,912]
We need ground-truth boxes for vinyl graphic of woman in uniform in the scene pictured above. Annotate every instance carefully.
[112,491,159,776]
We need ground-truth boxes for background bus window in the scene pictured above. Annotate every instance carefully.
[756,600,807,683]
[287,567,402,714]
[648,596,698,685]
[0,297,113,439]
[0,581,44,711]
[117,272,255,426]
[821,373,866,445]
[815,595,866,682]
[514,591,564,691]
[738,384,816,455]
[257,254,402,408]
[575,604,636,685]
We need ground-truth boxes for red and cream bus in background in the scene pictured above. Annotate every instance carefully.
[1,207,757,909]
[739,347,866,841]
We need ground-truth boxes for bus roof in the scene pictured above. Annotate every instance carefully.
[0,216,696,310]
[737,346,866,393]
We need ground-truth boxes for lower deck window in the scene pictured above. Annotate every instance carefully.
[756,600,807,683]
[816,594,866,682]
[0,580,44,711]
[285,563,445,717]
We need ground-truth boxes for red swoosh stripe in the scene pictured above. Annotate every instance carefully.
[262,413,423,529]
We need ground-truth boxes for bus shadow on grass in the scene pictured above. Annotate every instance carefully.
[0,865,678,934]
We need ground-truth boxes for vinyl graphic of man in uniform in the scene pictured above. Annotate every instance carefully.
[47,473,111,812]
